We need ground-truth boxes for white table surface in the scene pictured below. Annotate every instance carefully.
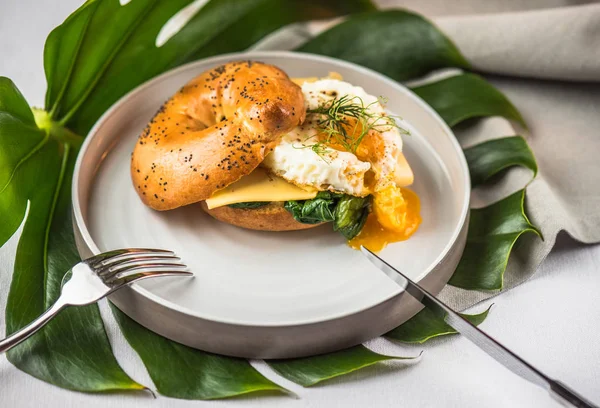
[1,1,600,407]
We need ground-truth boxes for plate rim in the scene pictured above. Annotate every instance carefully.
[72,50,471,328]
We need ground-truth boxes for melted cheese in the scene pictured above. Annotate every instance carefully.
[205,167,318,209]
[395,153,414,187]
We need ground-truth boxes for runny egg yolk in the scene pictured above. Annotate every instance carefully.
[321,123,384,164]
[349,186,421,252]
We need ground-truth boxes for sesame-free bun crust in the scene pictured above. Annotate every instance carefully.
[200,202,321,232]
[131,61,306,211]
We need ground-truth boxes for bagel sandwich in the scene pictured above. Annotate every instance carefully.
[132,61,421,251]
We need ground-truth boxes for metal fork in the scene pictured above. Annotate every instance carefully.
[0,248,191,354]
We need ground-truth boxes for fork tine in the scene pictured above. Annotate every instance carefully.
[89,248,173,263]
[102,252,178,267]
[103,262,187,281]
[87,248,173,263]
[91,249,176,267]
[88,248,137,262]
[97,256,182,277]
[111,270,193,287]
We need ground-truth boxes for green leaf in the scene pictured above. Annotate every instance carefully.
[464,136,538,186]
[298,10,469,81]
[268,345,414,387]
[285,193,370,239]
[285,191,340,224]
[412,73,527,128]
[0,78,36,123]
[449,190,540,290]
[386,304,491,343]
[333,195,371,239]
[228,201,270,209]
[0,79,45,245]
[45,0,375,135]
[1,78,143,392]
[111,305,287,399]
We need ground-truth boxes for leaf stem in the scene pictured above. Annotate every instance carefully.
[33,108,83,147]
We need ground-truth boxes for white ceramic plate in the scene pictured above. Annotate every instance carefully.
[72,52,470,358]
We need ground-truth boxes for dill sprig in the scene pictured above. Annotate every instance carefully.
[306,95,407,154]
[292,140,333,164]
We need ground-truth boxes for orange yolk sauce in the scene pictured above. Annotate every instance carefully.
[349,187,421,252]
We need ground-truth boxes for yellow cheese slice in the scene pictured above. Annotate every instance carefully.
[395,153,414,187]
[205,168,318,209]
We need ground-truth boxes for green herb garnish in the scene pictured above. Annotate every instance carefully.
[306,95,408,154]
[284,192,341,224]
[292,140,333,164]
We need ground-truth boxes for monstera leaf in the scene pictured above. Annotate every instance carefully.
[464,136,537,186]
[1,78,143,392]
[298,9,470,81]
[412,74,527,128]
[268,346,417,387]
[112,306,286,399]
[449,190,540,290]
[386,304,491,343]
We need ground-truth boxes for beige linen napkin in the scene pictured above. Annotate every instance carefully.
[256,0,600,309]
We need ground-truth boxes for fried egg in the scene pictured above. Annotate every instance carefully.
[263,79,412,195]
[262,78,421,250]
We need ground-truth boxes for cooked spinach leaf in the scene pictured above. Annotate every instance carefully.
[285,193,370,239]
[333,195,371,239]
[228,202,270,209]
[284,192,341,224]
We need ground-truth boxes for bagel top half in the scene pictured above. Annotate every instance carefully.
[131,61,306,211]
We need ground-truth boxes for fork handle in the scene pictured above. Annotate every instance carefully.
[0,300,67,354]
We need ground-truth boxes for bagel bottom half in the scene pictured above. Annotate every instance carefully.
[200,202,321,232]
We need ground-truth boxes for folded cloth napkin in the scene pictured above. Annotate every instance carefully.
[434,3,600,82]
[256,0,600,309]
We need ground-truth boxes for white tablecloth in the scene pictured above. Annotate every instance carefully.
[1,1,600,407]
